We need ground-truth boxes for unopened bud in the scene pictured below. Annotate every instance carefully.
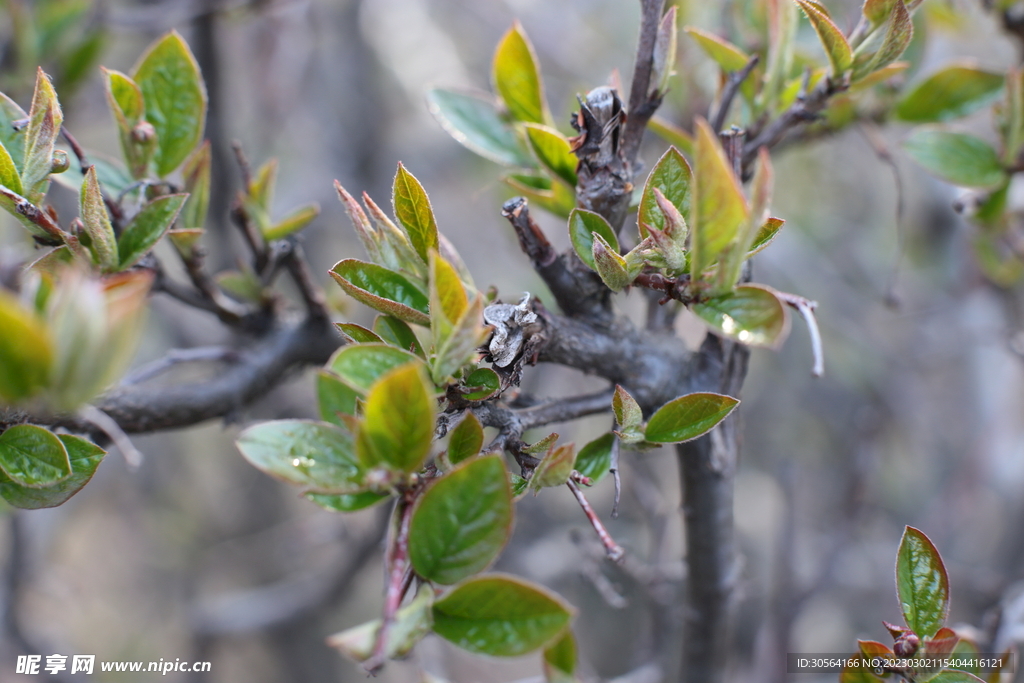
[50,150,69,174]
[893,633,920,657]
[131,121,156,144]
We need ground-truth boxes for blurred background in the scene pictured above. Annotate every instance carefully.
[1,0,1024,681]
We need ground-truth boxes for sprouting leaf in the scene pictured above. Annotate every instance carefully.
[859,0,913,78]
[317,370,359,425]
[80,166,118,270]
[374,316,424,357]
[432,574,573,656]
[430,250,469,335]
[525,124,577,187]
[328,584,434,662]
[102,68,151,179]
[644,393,739,443]
[336,323,383,344]
[863,0,898,27]
[117,193,188,269]
[493,22,548,124]
[463,367,501,401]
[305,490,389,513]
[592,233,636,291]
[393,163,440,264]
[613,385,643,430]
[651,7,678,96]
[764,0,798,110]
[432,295,489,384]
[363,192,425,276]
[447,413,484,465]
[903,129,1006,189]
[569,209,618,271]
[409,454,513,584]
[0,140,23,195]
[748,217,785,257]
[690,118,749,280]
[0,434,105,509]
[510,473,529,497]
[530,443,575,491]
[638,147,692,238]
[648,117,694,156]
[796,0,853,76]
[356,362,435,473]
[131,30,207,176]
[0,289,53,403]
[683,27,751,72]
[22,68,64,193]
[326,344,420,395]
[895,64,1004,123]
[167,228,203,259]
[263,203,320,241]
[715,147,774,294]
[330,259,430,325]
[236,420,366,494]
[896,526,949,639]
[543,630,578,683]
[692,284,790,347]
[0,425,72,488]
[574,433,614,484]
[427,88,535,168]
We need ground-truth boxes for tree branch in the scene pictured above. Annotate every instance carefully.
[709,55,760,134]
[622,0,667,164]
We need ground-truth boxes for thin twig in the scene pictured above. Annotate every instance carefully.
[366,496,414,674]
[776,292,824,378]
[567,479,624,562]
[710,55,760,134]
[78,405,144,468]
[622,0,667,163]
[61,126,91,173]
[283,241,329,320]
[122,347,242,386]
[610,429,622,518]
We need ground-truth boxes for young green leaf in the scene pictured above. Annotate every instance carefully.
[432,295,490,384]
[690,118,749,281]
[0,289,53,403]
[613,385,643,430]
[895,65,1004,123]
[102,68,151,179]
[651,7,678,97]
[325,343,420,394]
[0,424,72,488]
[592,234,636,291]
[569,209,618,271]
[863,0,898,27]
[427,88,535,168]
[896,526,949,639]
[330,259,431,325]
[305,490,389,513]
[492,22,549,125]
[0,435,105,509]
[79,167,118,270]
[131,31,207,176]
[236,420,366,494]
[463,367,501,401]
[22,68,64,193]
[117,193,187,269]
[903,129,1007,189]
[409,454,513,584]
[430,250,469,335]
[0,93,28,174]
[263,203,320,241]
[524,124,578,187]
[432,574,573,657]
[692,284,791,348]
[336,323,384,344]
[447,413,484,465]
[683,27,751,72]
[328,584,434,662]
[924,672,985,683]
[374,316,424,357]
[795,0,853,76]
[317,370,359,425]
[543,630,578,683]
[764,0,798,110]
[638,147,692,238]
[167,228,203,259]
[859,0,912,78]
[648,117,695,156]
[392,163,439,264]
[715,147,774,294]
[363,192,427,276]
[748,217,785,257]
[0,141,23,195]
[356,361,435,473]
[644,393,740,444]
[574,433,614,484]
[530,443,575,491]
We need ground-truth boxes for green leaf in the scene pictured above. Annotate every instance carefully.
[691,118,749,281]
[651,7,679,96]
[117,193,187,269]
[0,289,52,403]
[0,140,23,195]
[0,93,28,175]
[574,433,614,484]
[463,367,500,401]
[683,26,751,72]
[263,203,320,241]
[638,147,692,239]
[613,385,643,430]
[796,0,853,76]
[131,30,207,176]
[427,88,535,168]
[102,68,151,179]
[644,392,740,444]
[592,233,636,291]
[896,65,1005,123]
[336,323,383,344]
[447,413,484,465]
[493,22,548,124]
[328,584,434,662]
[430,250,469,334]
[22,68,64,193]
[903,129,1006,189]
[330,259,430,325]
[525,124,577,187]
[648,117,694,156]
[863,0,898,27]
[236,420,366,494]
[304,490,389,513]
[896,526,949,639]
[692,284,790,347]
[432,574,573,656]
[374,316,425,357]
[858,0,912,78]
[530,444,575,491]
[569,209,618,271]
[543,630,577,683]
[432,295,490,385]
[748,217,785,257]
[317,370,359,425]
[510,473,529,497]
[949,639,980,675]
[326,344,420,394]
[167,228,203,259]
[356,362,435,473]
[0,435,105,509]
[409,454,512,584]
[79,166,118,270]
[0,425,72,488]
[392,163,439,264]
[925,672,985,683]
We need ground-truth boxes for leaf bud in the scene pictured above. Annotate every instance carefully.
[893,632,919,657]
[131,121,156,144]
[50,150,70,174]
